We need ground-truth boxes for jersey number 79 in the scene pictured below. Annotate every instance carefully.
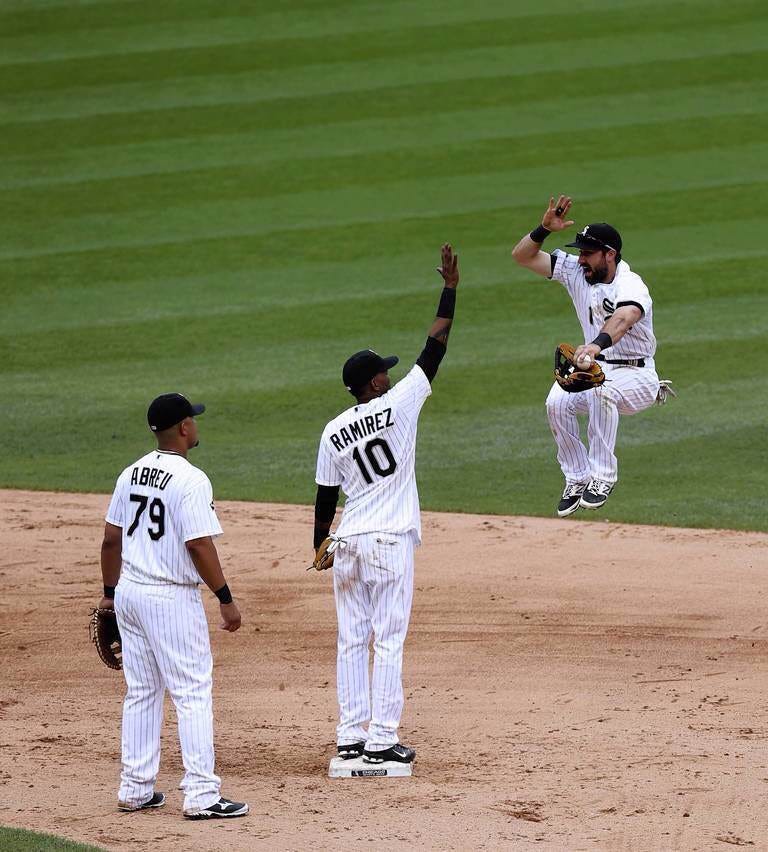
[127,493,166,540]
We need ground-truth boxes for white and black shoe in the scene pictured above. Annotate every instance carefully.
[337,741,365,760]
[118,791,166,812]
[362,743,416,764]
[557,482,587,517]
[184,797,249,820]
[579,479,614,510]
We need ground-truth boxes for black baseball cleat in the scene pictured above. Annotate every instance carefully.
[579,479,615,510]
[184,797,249,820]
[557,482,587,517]
[337,741,365,760]
[362,743,416,764]
[118,791,166,812]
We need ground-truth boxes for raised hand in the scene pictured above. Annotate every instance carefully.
[436,243,459,288]
[542,195,575,232]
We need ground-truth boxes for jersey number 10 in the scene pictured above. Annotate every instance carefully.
[127,493,166,540]
[351,437,397,484]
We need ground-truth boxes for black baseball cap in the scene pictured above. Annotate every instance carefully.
[342,349,399,391]
[147,392,205,432]
[566,223,622,253]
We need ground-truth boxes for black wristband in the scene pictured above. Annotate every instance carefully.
[214,583,233,605]
[103,584,116,599]
[436,286,456,319]
[591,332,613,351]
[529,225,551,244]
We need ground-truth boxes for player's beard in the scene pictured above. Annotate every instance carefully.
[582,261,610,284]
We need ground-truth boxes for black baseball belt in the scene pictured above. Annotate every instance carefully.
[596,355,646,367]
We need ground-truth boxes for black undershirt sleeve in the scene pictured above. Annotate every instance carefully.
[549,253,557,276]
[415,335,447,383]
[314,484,340,549]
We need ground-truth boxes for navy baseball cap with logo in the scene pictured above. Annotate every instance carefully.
[147,392,206,432]
[566,222,622,253]
[342,350,399,391]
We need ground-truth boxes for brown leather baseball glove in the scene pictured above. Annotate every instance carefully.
[89,607,122,670]
[308,535,346,572]
[554,342,606,393]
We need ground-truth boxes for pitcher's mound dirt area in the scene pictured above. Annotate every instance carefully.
[1,490,767,850]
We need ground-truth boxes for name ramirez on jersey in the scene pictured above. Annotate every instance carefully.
[328,407,394,452]
[316,365,431,542]
[106,449,222,586]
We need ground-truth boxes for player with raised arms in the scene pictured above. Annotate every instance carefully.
[313,244,459,767]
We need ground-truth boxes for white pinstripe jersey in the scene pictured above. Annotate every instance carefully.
[106,450,222,585]
[551,250,656,360]
[315,364,432,542]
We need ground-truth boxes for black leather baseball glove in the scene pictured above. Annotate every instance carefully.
[89,607,122,670]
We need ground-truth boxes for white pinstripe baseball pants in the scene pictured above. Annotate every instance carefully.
[545,365,660,484]
[332,532,415,751]
[114,578,221,812]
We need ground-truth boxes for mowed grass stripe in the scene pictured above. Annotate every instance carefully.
[4,244,765,340]
[0,0,355,43]
[2,305,757,391]
[1,255,760,376]
[0,0,683,64]
[3,209,765,301]
[8,114,768,221]
[3,3,763,101]
[5,80,768,187]
[4,144,767,258]
[4,47,767,153]
[6,74,768,187]
[5,15,767,120]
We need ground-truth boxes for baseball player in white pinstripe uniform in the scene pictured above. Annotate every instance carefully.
[314,244,459,766]
[512,196,671,516]
[98,393,248,820]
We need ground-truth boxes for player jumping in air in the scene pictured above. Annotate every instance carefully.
[511,195,673,516]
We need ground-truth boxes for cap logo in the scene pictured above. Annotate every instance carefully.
[581,226,590,236]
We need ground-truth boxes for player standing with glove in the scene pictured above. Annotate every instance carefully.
[313,244,459,766]
[511,196,673,516]
[98,393,248,820]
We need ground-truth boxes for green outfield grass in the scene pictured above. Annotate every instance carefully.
[1,0,765,530]
[0,826,103,851]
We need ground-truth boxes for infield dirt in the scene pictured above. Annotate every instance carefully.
[1,490,766,850]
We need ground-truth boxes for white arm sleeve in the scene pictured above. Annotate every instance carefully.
[615,272,652,315]
[386,364,432,416]
[550,249,583,296]
[315,434,342,487]
[181,476,223,542]
[105,476,124,527]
